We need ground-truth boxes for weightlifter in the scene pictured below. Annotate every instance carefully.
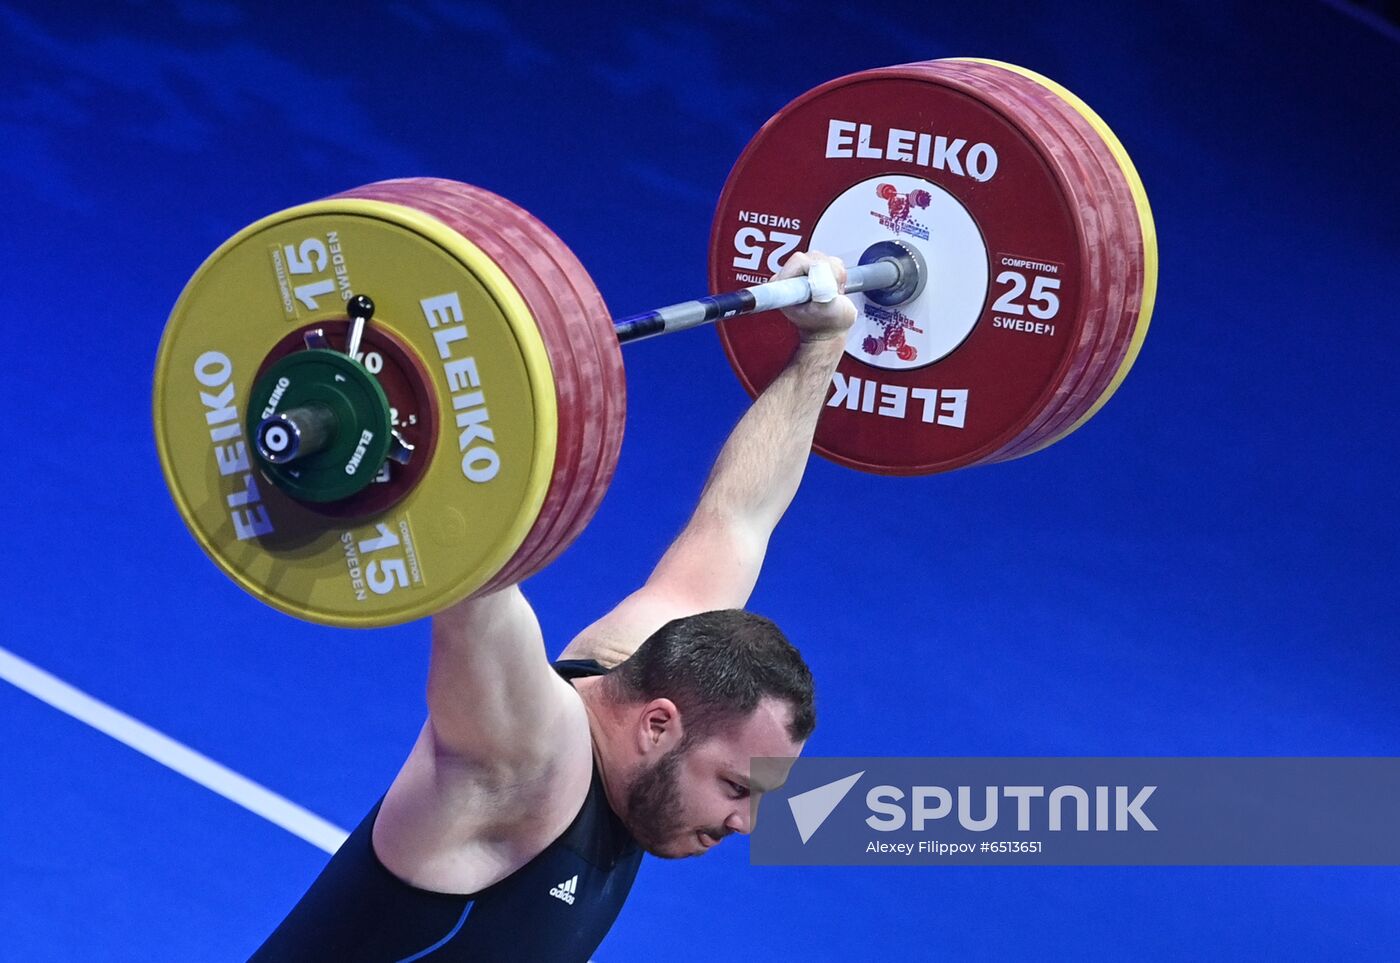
[251,251,857,962]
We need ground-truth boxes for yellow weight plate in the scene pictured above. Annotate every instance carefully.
[153,199,557,627]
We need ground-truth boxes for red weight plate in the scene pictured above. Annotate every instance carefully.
[333,179,597,592]
[450,199,592,589]
[377,180,624,590]
[447,185,623,588]
[495,207,626,580]
[439,183,626,587]
[711,64,1085,474]
[888,61,1150,462]
[936,65,1131,458]
[973,62,1156,457]
[540,240,626,575]
[395,183,594,590]
[940,64,1145,460]
[709,61,1133,475]
[329,181,583,589]
[520,206,626,577]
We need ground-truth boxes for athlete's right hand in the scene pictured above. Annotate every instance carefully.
[776,250,857,343]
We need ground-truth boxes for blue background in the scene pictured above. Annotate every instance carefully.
[2,0,1397,958]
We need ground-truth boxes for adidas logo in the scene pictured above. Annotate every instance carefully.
[548,875,578,905]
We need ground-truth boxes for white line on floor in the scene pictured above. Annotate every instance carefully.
[0,644,348,854]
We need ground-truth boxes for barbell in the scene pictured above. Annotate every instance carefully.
[153,58,1157,627]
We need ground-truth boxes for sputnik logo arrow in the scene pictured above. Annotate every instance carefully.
[787,771,864,843]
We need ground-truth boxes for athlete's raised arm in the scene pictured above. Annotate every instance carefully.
[369,586,591,891]
[560,251,857,668]
[422,586,580,769]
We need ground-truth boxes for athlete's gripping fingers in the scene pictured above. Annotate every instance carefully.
[774,249,811,282]
[776,250,857,342]
[818,250,850,290]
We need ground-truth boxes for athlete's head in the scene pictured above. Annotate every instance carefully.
[603,609,815,858]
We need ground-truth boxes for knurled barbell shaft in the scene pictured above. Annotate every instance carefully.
[613,256,903,344]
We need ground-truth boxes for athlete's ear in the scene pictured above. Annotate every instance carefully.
[637,698,683,754]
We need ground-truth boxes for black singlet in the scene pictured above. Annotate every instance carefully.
[250,660,642,962]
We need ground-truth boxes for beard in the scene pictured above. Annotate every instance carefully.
[624,746,693,858]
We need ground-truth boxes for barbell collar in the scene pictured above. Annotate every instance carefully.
[858,239,927,307]
[256,403,338,465]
